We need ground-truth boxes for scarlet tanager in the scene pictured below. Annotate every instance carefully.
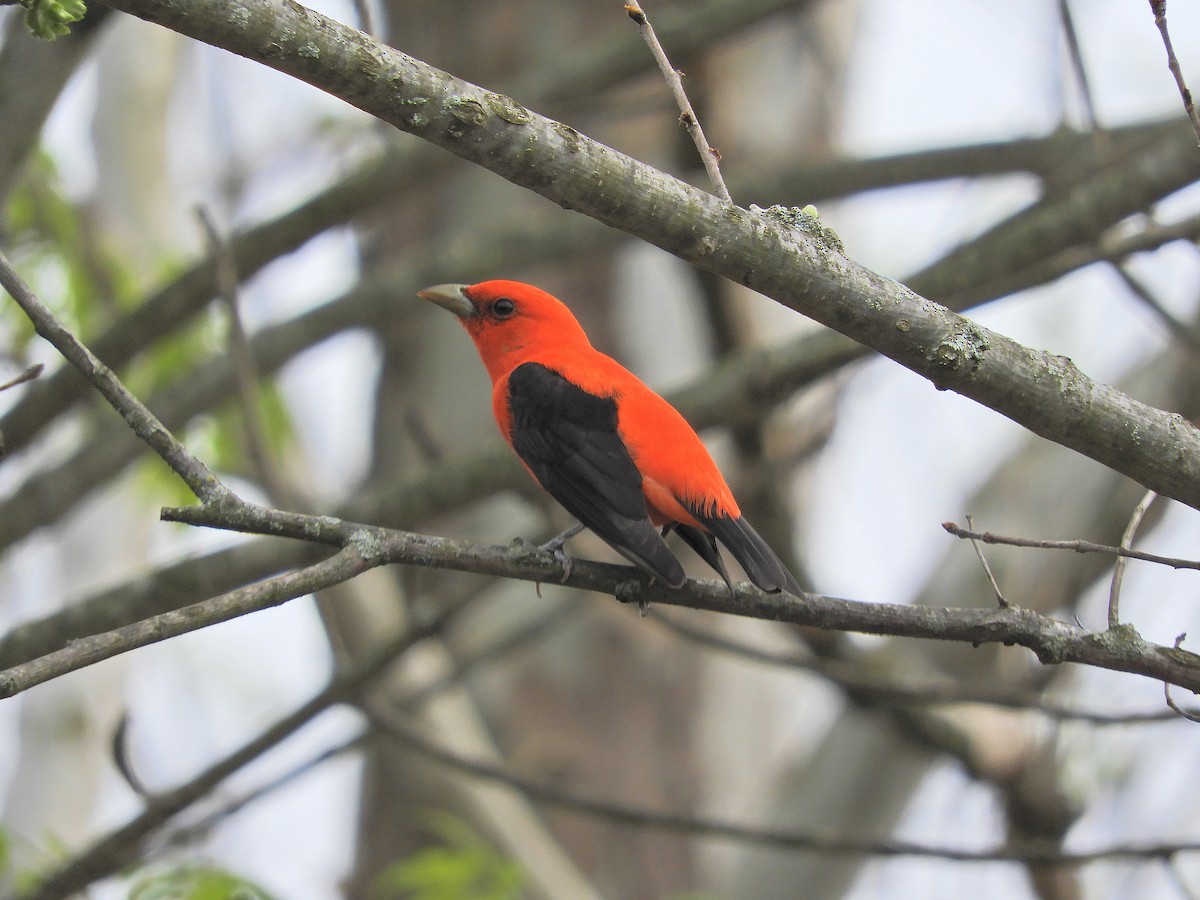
[418,280,803,596]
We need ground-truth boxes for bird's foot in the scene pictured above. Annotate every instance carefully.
[539,522,585,583]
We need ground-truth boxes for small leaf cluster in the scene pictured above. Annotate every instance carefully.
[128,864,275,900]
[19,0,87,40]
[370,814,524,900]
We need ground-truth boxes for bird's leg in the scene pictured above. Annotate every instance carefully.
[540,521,585,582]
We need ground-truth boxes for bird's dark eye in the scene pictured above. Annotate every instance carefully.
[492,298,516,318]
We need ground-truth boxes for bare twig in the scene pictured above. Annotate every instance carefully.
[111,713,152,799]
[964,513,1007,607]
[1149,0,1200,145]
[625,0,732,202]
[1111,262,1200,356]
[404,405,446,465]
[1166,854,1200,900]
[1165,634,1200,723]
[0,362,43,392]
[349,0,377,38]
[196,205,300,508]
[1057,0,1104,142]
[160,734,366,850]
[1110,489,1159,629]
[942,521,1200,572]
[402,603,581,709]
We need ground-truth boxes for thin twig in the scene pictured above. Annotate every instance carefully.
[1110,489,1159,629]
[1165,854,1200,900]
[111,713,152,799]
[165,612,576,849]
[1150,0,1200,146]
[625,0,732,202]
[0,250,228,503]
[0,362,43,392]
[405,405,446,465]
[196,206,300,509]
[964,513,1007,607]
[1111,262,1200,356]
[942,521,1200,572]
[350,0,377,38]
[1165,634,1200,723]
[160,733,367,851]
[1057,0,1105,147]
[402,603,581,709]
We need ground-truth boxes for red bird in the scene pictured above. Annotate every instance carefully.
[418,280,803,595]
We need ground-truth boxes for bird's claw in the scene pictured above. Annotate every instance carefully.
[538,522,584,583]
[539,539,574,583]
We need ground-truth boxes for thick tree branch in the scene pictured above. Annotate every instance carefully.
[90,0,1200,515]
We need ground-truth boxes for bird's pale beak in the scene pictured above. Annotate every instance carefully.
[417,283,476,319]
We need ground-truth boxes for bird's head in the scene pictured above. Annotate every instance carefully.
[418,280,593,382]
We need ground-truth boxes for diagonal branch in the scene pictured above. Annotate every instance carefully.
[1150,0,1200,145]
[625,0,731,202]
[0,249,227,502]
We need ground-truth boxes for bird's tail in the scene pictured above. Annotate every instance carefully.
[687,507,805,596]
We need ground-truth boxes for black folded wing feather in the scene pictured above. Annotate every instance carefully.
[506,362,686,587]
[685,505,804,595]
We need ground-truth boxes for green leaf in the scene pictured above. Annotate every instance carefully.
[370,813,524,900]
[19,0,87,39]
[128,864,275,900]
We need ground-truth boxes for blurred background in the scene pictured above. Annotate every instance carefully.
[3,0,1200,897]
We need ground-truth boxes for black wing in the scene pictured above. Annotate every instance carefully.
[507,362,686,587]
